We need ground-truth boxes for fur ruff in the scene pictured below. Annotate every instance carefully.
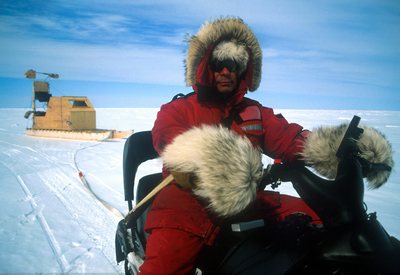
[161,125,263,217]
[301,123,394,188]
[185,17,262,91]
[211,41,249,76]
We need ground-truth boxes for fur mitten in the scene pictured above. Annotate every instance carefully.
[162,125,263,217]
[301,123,394,188]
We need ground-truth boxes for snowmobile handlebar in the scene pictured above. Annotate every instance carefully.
[260,116,385,228]
[263,161,367,228]
[335,115,363,159]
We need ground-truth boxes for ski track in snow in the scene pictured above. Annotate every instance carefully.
[16,174,70,272]
[0,139,123,273]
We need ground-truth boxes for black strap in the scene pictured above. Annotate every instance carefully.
[221,115,236,128]
[220,102,248,128]
[171,92,195,102]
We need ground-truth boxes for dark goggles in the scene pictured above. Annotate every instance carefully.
[210,59,238,73]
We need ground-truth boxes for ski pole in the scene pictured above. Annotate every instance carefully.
[125,174,174,227]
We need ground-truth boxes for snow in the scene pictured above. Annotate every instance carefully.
[1,108,399,273]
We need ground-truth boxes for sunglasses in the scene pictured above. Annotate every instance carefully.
[210,59,238,73]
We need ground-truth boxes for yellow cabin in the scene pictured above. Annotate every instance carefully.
[24,70,132,140]
[33,95,96,130]
[28,79,96,131]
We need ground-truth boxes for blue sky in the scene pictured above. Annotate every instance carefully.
[0,0,399,110]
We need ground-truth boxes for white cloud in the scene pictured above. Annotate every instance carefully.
[0,34,185,85]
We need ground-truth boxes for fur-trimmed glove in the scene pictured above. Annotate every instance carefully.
[301,123,394,188]
[161,125,263,217]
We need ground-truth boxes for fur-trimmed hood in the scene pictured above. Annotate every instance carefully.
[185,17,262,92]
[161,125,263,217]
[301,123,394,188]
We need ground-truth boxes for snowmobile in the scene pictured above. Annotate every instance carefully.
[115,115,400,274]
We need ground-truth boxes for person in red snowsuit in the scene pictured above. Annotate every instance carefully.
[139,17,320,274]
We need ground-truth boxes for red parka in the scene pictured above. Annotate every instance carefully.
[139,18,319,274]
[139,89,319,274]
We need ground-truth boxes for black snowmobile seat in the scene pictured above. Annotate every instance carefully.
[122,131,161,210]
[122,130,162,250]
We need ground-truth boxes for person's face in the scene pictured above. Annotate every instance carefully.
[211,60,239,94]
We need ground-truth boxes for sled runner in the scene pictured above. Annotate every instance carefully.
[115,116,400,274]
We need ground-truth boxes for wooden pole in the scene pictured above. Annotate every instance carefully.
[125,174,174,227]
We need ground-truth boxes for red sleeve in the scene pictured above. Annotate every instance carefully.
[261,108,310,163]
[152,99,192,155]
